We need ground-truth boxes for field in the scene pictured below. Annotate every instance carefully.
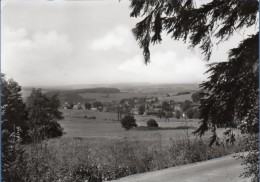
[59,109,227,143]
[19,86,247,182]
[17,109,246,182]
[159,93,193,102]
[79,92,159,102]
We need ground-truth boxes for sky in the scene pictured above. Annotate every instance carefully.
[1,0,253,87]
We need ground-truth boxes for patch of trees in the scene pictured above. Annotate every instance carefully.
[138,105,145,115]
[147,119,158,127]
[175,110,181,119]
[46,91,86,104]
[71,87,120,94]
[120,114,137,130]
[48,88,120,96]
[181,100,192,112]
[1,74,29,140]
[176,91,191,96]
[186,108,200,119]
[92,101,103,108]
[161,101,171,111]
[84,102,92,110]
[46,87,120,105]
[1,74,64,181]
[1,75,64,141]
[157,110,165,118]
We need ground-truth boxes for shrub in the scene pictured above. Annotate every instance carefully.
[1,74,29,142]
[147,119,158,128]
[120,115,137,130]
[239,135,259,182]
[176,110,181,119]
[138,105,145,115]
[44,121,64,138]
[186,108,194,119]
[2,128,28,182]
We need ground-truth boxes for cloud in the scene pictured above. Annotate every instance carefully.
[89,25,134,51]
[118,51,208,83]
[2,26,73,85]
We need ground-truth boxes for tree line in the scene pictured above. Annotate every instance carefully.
[2,74,64,181]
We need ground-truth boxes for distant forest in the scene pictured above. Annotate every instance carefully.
[45,87,121,104]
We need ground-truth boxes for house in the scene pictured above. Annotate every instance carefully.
[97,106,103,111]
[64,102,73,109]
[145,98,155,103]
[73,103,83,110]
[153,108,161,112]
[145,110,158,116]
[131,108,139,115]
[91,107,98,111]
[103,107,108,112]
[172,112,176,118]
[152,103,162,109]
[174,104,181,111]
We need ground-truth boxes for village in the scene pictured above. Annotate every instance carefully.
[63,92,201,120]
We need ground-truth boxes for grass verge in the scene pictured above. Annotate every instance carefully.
[19,135,247,182]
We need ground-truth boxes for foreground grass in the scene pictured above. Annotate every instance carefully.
[21,136,247,182]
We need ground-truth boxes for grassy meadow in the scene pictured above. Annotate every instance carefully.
[19,108,247,182]
[159,93,193,102]
[59,109,201,141]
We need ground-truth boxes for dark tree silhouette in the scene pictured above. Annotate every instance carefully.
[162,101,170,111]
[85,102,92,110]
[138,105,145,115]
[181,100,191,112]
[1,74,28,139]
[175,110,181,119]
[120,114,137,130]
[130,1,258,180]
[26,89,64,138]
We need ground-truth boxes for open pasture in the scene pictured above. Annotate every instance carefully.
[79,92,159,102]
[59,109,212,142]
[159,93,193,102]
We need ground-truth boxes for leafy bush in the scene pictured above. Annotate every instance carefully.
[1,74,29,142]
[2,128,28,182]
[138,105,145,115]
[239,135,259,182]
[26,89,64,139]
[186,108,194,119]
[120,115,137,130]
[147,119,158,127]
[72,164,102,182]
[176,110,181,119]
[44,121,64,138]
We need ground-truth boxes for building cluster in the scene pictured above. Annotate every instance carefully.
[63,95,200,119]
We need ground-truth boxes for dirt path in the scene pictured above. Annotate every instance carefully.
[111,154,250,182]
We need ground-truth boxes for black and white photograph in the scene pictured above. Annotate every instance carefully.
[1,0,259,182]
